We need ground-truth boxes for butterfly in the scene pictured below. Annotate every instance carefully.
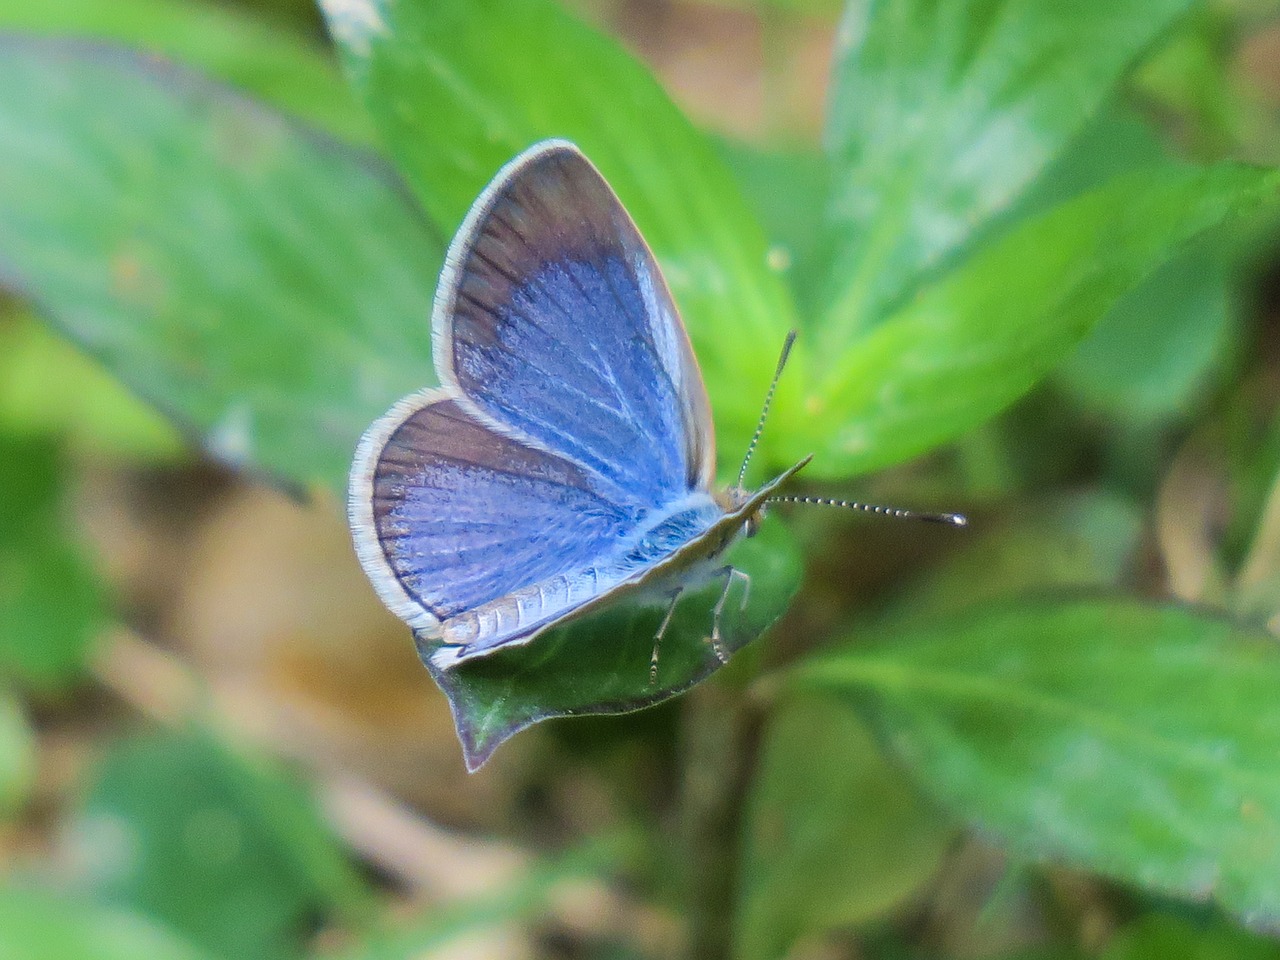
[348,140,964,679]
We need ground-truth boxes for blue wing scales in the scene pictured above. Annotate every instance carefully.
[434,141,716,506]
[354,394,642,631]
[349,141,731,660]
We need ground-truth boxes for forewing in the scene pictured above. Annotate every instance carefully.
[434,140,716,508]
[349,391,640,636]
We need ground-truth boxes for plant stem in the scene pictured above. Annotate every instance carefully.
[678,675,761,960]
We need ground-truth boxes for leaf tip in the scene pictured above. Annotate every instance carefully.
[415,632,522,775]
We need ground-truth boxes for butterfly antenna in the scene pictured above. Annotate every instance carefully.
[766,494,967,527]
[737,330,797,490]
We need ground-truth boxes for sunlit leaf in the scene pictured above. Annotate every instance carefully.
[1013,102,1171,218]
[788,164,1280,476]
[320,0,799,455]
[818,0,1198,341]
[1019,104,1251,425]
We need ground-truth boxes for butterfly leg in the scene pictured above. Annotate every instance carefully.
[709,566,751,664]
[649,590,683,686]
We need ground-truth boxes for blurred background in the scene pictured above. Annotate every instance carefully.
[4,0,1280,958]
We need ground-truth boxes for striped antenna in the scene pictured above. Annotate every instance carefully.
[766,494,967,527]
[737,330,797,490]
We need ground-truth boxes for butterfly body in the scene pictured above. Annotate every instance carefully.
[436,492,723,651]
[350,140,805,674]
[428,459,806,668]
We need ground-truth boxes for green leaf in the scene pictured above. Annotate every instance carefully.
[736,694,953,960]
[1104,914,1280,960]
[0,37,441,495]
[0,0,371,142]
[0,888,214,960]
[1058,231,1246,423]
[793,597,1280,929]
[0,691,36,817]
[790,164,1280,477]
[715,139,831,312]
[0,311,181,460]
[877,492,1144,624]
[1014,102,1171,219]
[320,0,799,454]
[1018,104,1250,425]
[72,731,369,960]
[433,518,803,771]
[818,0,1198,341]
[0,435,106,688]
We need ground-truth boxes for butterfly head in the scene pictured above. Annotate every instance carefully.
[715,484,766,537]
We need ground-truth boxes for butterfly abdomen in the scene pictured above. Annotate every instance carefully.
[436,496,726,660]
[441,567,617,649]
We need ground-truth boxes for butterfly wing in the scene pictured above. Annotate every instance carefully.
[351,140,726,662]
[349,389,641,638]
[433,140,716,506]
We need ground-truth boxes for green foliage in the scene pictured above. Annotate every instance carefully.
[73,732,367,960]
[0,38,439,494]
[0,691,35,817]
[1020,102,1256,425]
[1104,914,1280,959]
[737,694,954,960]
[795,598,1280,929]
[438,521,802,770]
[1060,233,1246,424]
[0,435,105,687]
[1,0,1280,956]
[0,0,369,140]
[817,0,1197,339]
[321,0,798,454]
[800,163,1280,475]
[716,140,831,312]
[0,888,214,960]
[0,311,181,459]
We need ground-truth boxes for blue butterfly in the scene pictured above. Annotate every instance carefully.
[348,140,962,678]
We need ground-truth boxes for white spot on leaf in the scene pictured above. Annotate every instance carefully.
[208,403,255,467]
[766,246,792,272]
[319,0,389,56]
